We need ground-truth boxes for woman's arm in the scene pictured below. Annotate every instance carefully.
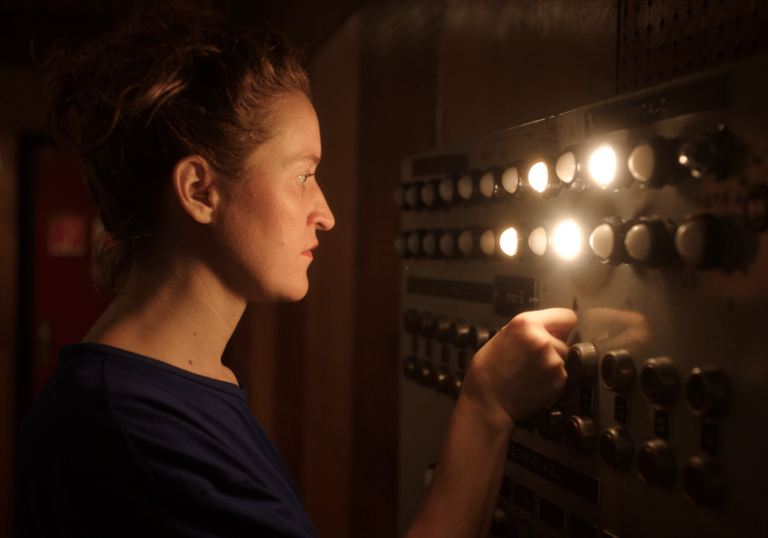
[405,308,577,538]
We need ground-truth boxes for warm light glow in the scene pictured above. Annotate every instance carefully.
[552,221,582,259]
[589,145,617,186]
[480,229,496,256]
[499,227,519,257]
[529,226,548,256]
[528,162,549,193]
[556,151,577,183]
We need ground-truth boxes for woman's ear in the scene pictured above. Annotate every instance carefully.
[171,155,221,224]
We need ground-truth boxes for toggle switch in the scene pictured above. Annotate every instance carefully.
[468,323,490,350]
[536,406,564,441]
[678,124,747,180]
[449,319,470,349]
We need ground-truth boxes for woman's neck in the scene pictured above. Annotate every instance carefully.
[82,253,246,384]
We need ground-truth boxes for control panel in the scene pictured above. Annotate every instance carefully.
[398,54,768,537]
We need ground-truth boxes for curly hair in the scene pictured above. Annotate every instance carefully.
[45,2,311,295]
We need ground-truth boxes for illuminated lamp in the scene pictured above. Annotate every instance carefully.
[527,158,562,198]
[501,161,527,197]
[556,146,588,191]
[588,142,632,190]
[499,227,519,257]
[528,226,548,256]
[552,220,584,260]
[478,167,505,200]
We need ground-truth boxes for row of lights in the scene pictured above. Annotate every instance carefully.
[398,212,723,268]
[397,127,744,211]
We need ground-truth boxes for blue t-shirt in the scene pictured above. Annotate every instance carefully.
[14,343,317,538]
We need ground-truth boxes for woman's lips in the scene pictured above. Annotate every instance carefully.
[302,243,318,258]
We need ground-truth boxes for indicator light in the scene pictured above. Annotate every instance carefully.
[552,220,582,259]
[438,177,455,203]
[501,162,526,196]
[479,229,496,256]
[527,159,561,197]
[589,145,617,186]
[556,146,588,190]
[589,217,632,265]
[499,227,519,257]
[589,143,631,189]
[628,137,687,188]
[479,167,504,199]
[528,226,548,256]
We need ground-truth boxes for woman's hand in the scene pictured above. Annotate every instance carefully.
[460,308,577,429]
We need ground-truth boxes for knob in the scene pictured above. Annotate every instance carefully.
[449,372,464,400]
[637,439,676,486]
[430,366,450,393]
[628,136,686,188]
[417,360,434,387]
[565,415,596,453]
[489,505,509,537]
[599,426,633,469]
[566,342,599,383]
[419,312,435,339]
[678,125,745,179]
[422,231,440,258]
[479,167,505,200]
[674,214,724,269]
[402,355,419,380]
[601,350,635,393]
[686,367,729,417]
[403,309,422,335]
[556,145,586,187]
[624,217,676,266]
[420,179,441,209]
[589,217,632,265]
[407,231,425,258]
[404,182,424,210]
[438,176,456,204]
[439,230,459,259]
[456,172,480,202]
[683,455,726,507]
[449,319,470,349]
[458,229,478,258]
[432,317,452,344]
[479,229,498,257]
[468,323,490,350]
[501,162,526,197]
[640,357,679,404]
[536,406,564,441]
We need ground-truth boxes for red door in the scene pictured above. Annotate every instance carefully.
[19,137,111,403]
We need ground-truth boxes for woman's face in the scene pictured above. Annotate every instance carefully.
[215,92,334,302]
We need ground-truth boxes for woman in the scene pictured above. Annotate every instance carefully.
[14,4,576,537]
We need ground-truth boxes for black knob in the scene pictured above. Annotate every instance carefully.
[683,455,727,507]
[430,366,450,394]
[566,342,599,383]
[402,355,419,380]
[637,439,676,486]
[624,217,676,267]
[565,415,596,453]
[433,317,452,344]
[678,125,746,180]
[417,360,434,387]
[599,426,633,469]
[468,323,490,350]
[601,350,636,393]
[536,406,564,441]
[686,367,729,417]
[449,372,464,400]
[640,357,679,404]
[589,217,633,265]
[628,136,687,188]
[674,214,725,269]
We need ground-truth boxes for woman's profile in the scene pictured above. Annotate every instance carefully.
[14,4,576,537]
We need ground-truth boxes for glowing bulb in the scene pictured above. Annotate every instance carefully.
[528,162,549,193]
[552,221,582,259]
[499,227,519,257]
[556,151,577,183]
[529,226,548,256]
[590,146,617,186]
[480,229,496,256]
[501,166,520,194]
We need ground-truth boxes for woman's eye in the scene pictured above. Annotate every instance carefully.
[298,173,314,185]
